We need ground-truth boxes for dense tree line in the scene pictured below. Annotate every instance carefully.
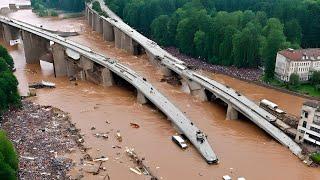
[31,0,85,13]
[104,0,320,79]
[0,46,20,115]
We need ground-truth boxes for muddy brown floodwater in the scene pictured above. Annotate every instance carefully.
[2,6,320,180]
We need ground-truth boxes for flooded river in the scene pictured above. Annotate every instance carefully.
[1,4,320,179]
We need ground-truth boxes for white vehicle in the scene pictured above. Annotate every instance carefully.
[260,99,278,110]
[172,135,188,149]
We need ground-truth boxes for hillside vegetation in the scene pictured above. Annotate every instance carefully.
[0,45,20,116]
[105,0,320,79]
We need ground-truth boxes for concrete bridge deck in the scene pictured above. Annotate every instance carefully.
[89,0,303,158]
[0,16,218,164]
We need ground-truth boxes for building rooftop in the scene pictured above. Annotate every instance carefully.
[303,101,320,108]
[278,48,320,61]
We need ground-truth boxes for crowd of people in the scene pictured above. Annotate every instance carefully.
[165,47,263,81]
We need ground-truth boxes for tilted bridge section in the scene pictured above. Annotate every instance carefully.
[0,16,218,164]
[86,0,303,158]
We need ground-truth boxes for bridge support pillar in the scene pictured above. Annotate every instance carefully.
[52,44,67,77]
[66,59,78,77]
[85,6,88,21]
[226,104,238,120]
[102,20,114,41]
[122,33,134,54]
[181,78,207,101]
[160,65,172,76]
[137,90,147,104]
[22,31,50,64]
[94,13,103,34]
[114,27,122,49]
[80,56,100,84]
[80,56,93,71]
[88,11,93,28]
[146,50,160,66]
[101,68,114,87]
[2,24,19,45]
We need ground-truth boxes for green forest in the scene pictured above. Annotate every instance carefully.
[31,0,85,14]
[104,0,320,79]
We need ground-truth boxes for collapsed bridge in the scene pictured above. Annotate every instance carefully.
[0,16,218,163]
[86,0,303,158]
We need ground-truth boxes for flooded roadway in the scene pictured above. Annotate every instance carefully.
[3,7,320,179]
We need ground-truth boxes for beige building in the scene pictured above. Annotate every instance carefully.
[274,48,320,82]
[295,101,320,146]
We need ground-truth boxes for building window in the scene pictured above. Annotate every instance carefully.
[310,127,320,134]
[308,134,320,142]
[303,111,309,118]
[314,115,320,125]
[303,121,307,128]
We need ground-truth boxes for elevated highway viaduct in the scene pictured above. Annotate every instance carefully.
[86,0,303,158]
[0,16,218,164]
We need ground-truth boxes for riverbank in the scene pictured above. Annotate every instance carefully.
[1,100,81,179]
[166,47,320,100]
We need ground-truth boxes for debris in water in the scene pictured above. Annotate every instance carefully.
[21,156,36,160]
[130,167,142,175]
[93,157,109,162]
[83,163,100,174]
[130,123,140,128]
[223,175,232,180]
[28,88,37,97]
[29,81,56,89]
[125,147,158,179]
[116,131,122,142]
[238,177,246,180]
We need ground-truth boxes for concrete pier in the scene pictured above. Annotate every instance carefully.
[226,104,239,120]
[93,13,103,34]
[101,68,114,87]
[66,59,78,77]
[137,90,148,104]
[88,12,93,28]
[114,27,122,49]
[181,78,207,101]
[52,44,67,77]
[145,50,160,67]
[102,19,114,41]
[22,30,49,64]
[2,24,19,44]
[80,56,93,71]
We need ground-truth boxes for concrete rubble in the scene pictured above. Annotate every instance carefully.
[28,80,56,89]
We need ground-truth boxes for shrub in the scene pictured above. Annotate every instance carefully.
[0,46,20,114]
[0,46,13,69]
[0,130,18,180]
[50,10,58,17]
[310,152,320,164]
[92,1,102,13]
[289,73,300,87]
[311,71,320,85]
[38,9,49,17]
